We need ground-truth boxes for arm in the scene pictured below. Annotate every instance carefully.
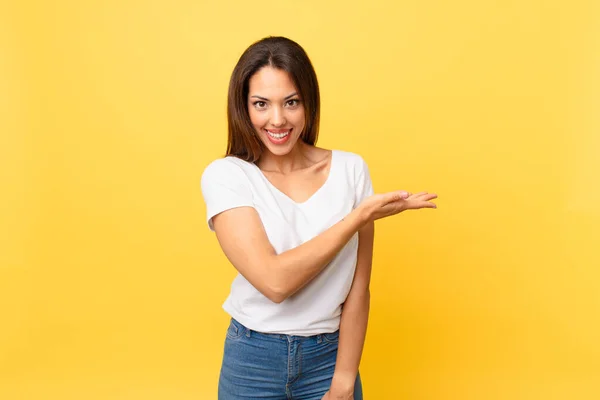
[212,205,369,303]
[211,189,435,304]
[328,221,374,397]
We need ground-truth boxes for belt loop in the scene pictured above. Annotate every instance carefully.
[246,328,251,338]
[317,334,322,344]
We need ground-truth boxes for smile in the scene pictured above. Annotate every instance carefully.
[266,129,291,139]
[264,128,292,145]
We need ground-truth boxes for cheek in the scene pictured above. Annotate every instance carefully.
[293,110,306,129]
[248,109,265,128]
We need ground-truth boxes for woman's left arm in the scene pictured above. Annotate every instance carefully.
[327,221,375,398]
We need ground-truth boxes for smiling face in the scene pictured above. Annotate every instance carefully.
[247,66,306,157]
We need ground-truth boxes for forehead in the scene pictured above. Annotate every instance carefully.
[248,66,297,95]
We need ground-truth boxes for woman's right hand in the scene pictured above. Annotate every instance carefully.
[358,191,438,223]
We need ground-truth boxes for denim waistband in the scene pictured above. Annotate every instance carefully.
[229,317,339,344]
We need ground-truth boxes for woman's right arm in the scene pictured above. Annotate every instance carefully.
[211,191,436,303]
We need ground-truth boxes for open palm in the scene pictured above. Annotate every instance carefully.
[400,191,438,210]
[362,190,437,222]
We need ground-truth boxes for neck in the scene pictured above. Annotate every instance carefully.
[257,142,311,173]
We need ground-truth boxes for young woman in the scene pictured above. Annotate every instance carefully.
[201,36,437,400]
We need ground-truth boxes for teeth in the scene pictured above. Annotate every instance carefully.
[267,130,290,139]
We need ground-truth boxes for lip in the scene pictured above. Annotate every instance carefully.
[264,128,292,145]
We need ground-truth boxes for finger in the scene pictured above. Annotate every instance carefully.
[411,192,437,201]
[418,201,437,209]
[396,190,410,199]
[404,200,437,210]
[383,190,409,203]
[417,193,437,201]
[408,191,427,199]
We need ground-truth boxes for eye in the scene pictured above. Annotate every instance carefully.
[253,101,267,109]
[286,99,301,107]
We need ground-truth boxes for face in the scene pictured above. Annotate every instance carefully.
[247,66,305,157]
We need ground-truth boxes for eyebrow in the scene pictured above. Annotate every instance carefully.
[250,92,299,101]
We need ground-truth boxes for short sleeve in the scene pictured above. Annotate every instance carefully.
[354,156,374,208]
[200,158,254,231]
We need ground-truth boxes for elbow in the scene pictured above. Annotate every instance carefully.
[261,259,291,304]
[264,284,289,304]
[264,275,296,303]
[249,278,288,304]
[363,288,371,304]
[344,287,370,308]
[357,288,371,307]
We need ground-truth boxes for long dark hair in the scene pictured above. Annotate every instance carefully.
[226,36,320,162]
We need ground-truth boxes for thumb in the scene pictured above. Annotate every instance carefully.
[383,190,409,202]
[396,190,409,200]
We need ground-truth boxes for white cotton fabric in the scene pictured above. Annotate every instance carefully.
[200,149,374,336]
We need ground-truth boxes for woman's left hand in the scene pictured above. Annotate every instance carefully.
[321,389,354,400]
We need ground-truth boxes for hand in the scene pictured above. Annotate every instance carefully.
[321,390,354,400]
[321,374,355,400]
[359,190,437,223]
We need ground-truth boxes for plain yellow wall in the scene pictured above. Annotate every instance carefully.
[2,0,599,398]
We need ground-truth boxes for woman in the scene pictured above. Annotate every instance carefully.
[201,36,437,400]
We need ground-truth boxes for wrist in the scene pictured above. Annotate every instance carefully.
[330,371,356,395]
[351,204,371,228]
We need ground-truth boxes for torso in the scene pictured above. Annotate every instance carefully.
[213,149,366,335]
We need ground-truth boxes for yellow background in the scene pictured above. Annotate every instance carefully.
[2,0,599,398]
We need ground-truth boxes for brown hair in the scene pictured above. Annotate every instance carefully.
[226,36,320,162]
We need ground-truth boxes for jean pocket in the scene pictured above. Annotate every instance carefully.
[226,319,245,340]
[322,330,340,344]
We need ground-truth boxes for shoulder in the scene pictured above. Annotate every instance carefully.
[202,156,253,179]
[332,149,369,172]
[331,150,374,202]
[201,156,256,190]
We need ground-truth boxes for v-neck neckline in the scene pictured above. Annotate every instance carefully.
[253,150,336,206]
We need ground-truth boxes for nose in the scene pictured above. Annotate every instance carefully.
[270,106,286,127]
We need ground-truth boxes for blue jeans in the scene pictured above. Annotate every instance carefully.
[218,318,363,399]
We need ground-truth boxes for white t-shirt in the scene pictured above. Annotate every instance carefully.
[200,149,374,336]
